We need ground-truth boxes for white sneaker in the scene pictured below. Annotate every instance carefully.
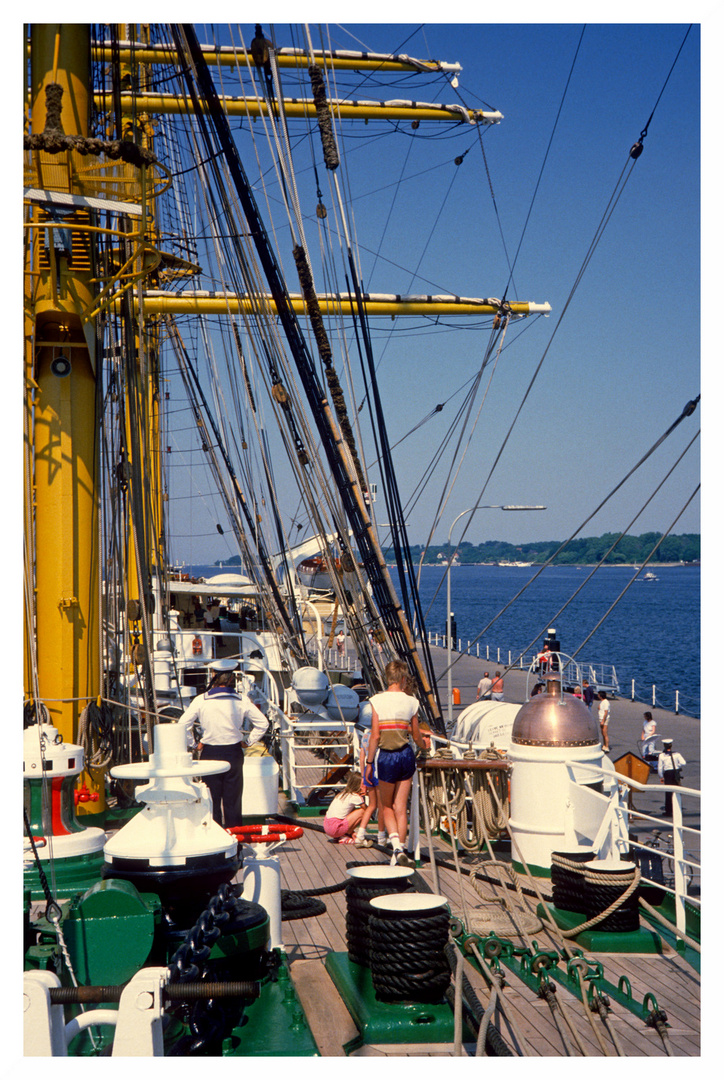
[394,850,415,868]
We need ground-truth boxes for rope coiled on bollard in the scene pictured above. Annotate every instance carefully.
[368,907,450,1003]
[345,875,413,966]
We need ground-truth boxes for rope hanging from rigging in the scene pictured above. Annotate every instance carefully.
[26,83,158,166]
[308,64,340,170]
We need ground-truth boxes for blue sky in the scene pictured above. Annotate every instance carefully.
[305,18,702,551]
[19,12,706,566]
[156,12,705,564]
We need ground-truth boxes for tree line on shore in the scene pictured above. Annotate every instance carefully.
[402,532,700,566]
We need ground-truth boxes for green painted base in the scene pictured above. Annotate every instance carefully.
[539,904,663,954]
[23,850,106,901]
[512,859,551,878]
[640,895,700,972]
[325,951,455,1047]
[222,953,319,1056]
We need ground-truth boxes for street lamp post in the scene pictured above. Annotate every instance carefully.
[445,504,546,732]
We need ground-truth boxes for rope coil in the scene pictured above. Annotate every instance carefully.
[345,873,413,966]
[552,853,641,936]
[368,903,450,1003]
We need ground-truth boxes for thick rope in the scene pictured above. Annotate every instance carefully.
[26,83,158,166]
[558,868,641,938]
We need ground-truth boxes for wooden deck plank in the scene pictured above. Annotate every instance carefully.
[289,958,359,1055]
[262,790,699,1057]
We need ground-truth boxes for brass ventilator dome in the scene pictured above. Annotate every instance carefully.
[511,676,601,748]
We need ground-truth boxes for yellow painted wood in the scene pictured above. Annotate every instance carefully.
[111,92,500,125]
[141,294,541,318]
[26,26,103,810]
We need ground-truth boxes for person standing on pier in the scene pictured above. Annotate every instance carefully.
[491,671,505,701]
[658,738,686,815]
[476,672,492,700]
[598,691,610,752]
[364,659,427,868]
[641,711,657,760]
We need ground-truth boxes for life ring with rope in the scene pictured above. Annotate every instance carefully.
[228,823,304,844]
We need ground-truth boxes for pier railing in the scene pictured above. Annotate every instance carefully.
[428,632,620,696]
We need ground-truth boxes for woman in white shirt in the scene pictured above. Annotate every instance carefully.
[364,659,427,867]
[598,691,611,752]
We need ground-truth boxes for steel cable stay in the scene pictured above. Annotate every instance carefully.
[409,168,644,620]
[630,24,693,159]
[521,444,699,669]
[362,312,544,511]
[502,26,586,302]
[413,323,510,592]
[568,485,700,663]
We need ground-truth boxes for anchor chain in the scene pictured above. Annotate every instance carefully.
[166,884,258,1056]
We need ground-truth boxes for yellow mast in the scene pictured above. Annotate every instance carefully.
[24,24,102,809]
[91,41,464,76]
[107,91,501,126]
[141,294,550,319]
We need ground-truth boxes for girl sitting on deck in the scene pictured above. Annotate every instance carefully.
[323,770,366,844]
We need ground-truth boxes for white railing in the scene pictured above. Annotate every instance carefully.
[277,714,354,805]
[561,757,700,942]
[415,731,699,945]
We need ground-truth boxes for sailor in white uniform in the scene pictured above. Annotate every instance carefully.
[180,658,268,826]
[657,738,686,816]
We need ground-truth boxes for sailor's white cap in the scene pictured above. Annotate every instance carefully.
[208,658,240,672]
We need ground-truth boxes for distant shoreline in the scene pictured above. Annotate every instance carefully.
[394,561,699,569]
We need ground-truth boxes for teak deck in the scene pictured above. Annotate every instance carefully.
[263,802,700,1058]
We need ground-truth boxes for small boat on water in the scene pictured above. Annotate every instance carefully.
[23,21,699,1057]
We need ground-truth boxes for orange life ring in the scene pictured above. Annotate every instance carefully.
[192,635,203,655]
[228,823,304,844]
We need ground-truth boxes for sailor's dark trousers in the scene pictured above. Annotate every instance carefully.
[200,743,244,827]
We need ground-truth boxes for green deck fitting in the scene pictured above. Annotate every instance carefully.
[222,955,319,1056]
[325,952,457,1047]
[640,896,700,972]
[539,904,663,954]
[23,849,107,901]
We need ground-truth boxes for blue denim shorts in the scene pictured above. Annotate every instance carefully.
[377,743,416,784]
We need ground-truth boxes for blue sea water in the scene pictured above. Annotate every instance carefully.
[399,563,701,718]
[187,561,700,717]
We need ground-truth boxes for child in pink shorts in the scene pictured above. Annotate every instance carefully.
[323,771,365,843]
